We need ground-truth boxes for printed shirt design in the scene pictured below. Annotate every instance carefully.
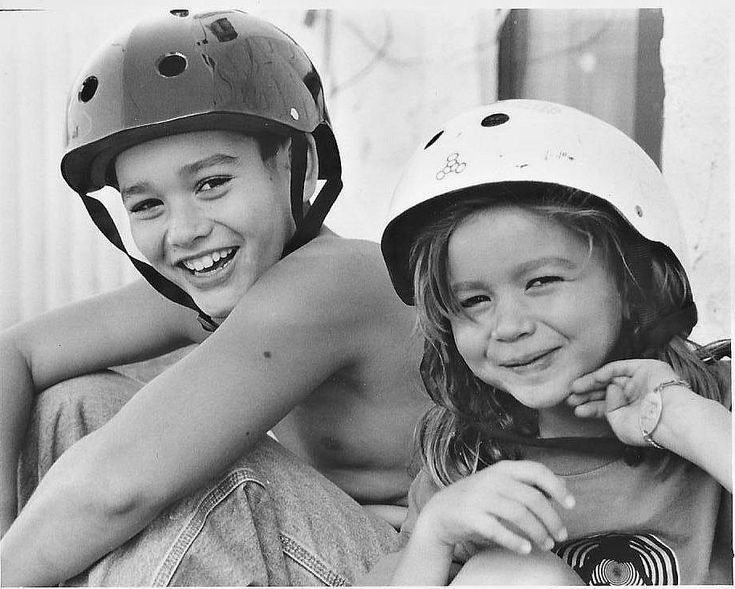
[553,532,680,585]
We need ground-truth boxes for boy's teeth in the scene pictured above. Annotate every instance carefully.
[183,248,233,271]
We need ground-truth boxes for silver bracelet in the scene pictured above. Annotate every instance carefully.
[639,379,691,449]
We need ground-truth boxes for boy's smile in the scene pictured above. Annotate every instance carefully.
[115,130,300,320]
[447,205,623,412]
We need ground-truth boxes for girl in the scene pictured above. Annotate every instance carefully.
[374,100,731,585]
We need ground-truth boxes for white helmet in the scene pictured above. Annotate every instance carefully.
[382,99,688,306]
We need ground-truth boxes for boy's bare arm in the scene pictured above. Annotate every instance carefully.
[0,239,399,585]
[0,279,201,536]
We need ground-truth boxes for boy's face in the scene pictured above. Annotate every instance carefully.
[447,205,623,410]
[115,130,296,320]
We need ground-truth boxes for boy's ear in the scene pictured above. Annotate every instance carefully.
[302,134,318,203]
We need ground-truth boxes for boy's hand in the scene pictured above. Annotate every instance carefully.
[567,359,686,446]
[415,460,574,555]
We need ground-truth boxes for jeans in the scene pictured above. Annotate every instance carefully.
[18,371,399,586]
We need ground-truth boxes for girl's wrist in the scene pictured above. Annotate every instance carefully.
[411,511,456,557]
[646,382,708,451]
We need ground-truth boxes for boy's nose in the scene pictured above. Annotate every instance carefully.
[165,201,212,247]
[490,296,535,342]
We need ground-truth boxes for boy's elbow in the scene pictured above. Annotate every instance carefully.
[50,439,164,530]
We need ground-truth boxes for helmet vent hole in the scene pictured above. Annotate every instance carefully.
[635,205,644,217]
[157,53,188,78]
[78,76,98,102]
[170,9,189,17]
[481,113,509,127]
[424,131,443,149]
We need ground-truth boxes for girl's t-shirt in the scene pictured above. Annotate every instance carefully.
[400,450,729,585]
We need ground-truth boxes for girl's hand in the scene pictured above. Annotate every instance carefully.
[567,359,688,446]
[415,460,575,555]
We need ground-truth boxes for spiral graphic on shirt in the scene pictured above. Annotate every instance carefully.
[553,532,679,585]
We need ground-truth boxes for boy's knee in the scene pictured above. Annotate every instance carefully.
[451,547,583,586]
[36,371,140,426]
[29,372,141,464]
[19,372,142,508]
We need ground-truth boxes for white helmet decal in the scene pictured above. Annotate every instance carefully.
[436,153,467,180]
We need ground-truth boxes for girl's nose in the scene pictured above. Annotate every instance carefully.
[490,296,535,342]
[165,200,212,247]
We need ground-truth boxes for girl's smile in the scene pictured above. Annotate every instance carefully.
[447,205,623,414]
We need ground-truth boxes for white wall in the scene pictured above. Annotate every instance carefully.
[1,6,731,347]
[660,6,731,344]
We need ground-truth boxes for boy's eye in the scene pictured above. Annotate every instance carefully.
[527,276,561,289]
[129,199,163,216]
[197,176,231,193]
[460,294,491,308]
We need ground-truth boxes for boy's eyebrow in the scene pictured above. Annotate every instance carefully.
[120,182,153,202]
[180,153,240,176]
[119,154,240,202]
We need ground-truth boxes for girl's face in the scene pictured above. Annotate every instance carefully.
[447,205,623,410]
[115,130,296,321]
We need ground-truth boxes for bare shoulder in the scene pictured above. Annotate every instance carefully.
[237,233,410,327]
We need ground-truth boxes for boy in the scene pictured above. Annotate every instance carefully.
[0,10,428,586]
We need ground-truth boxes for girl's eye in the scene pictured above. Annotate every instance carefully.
[460,294,491,308]
[527,276,562,289]
[129,199,163,216]
[197,176,231,193]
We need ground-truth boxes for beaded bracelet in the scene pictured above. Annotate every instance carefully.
[639,379,691,449]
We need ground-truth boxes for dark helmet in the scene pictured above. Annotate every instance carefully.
[61,9,342,328]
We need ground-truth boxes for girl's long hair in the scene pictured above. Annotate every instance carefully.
[410,184,728,487]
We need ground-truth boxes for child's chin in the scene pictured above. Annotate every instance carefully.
[508,383,571,410]
[193,300,235,322]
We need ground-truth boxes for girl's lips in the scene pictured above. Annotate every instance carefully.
[503,348,560,373]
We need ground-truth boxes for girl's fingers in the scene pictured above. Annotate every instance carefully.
[570,360,642,393]
[491,461,575,510]
[475,514,533,555]
[486,495,556,550]
[566,390,605,406]
[504,483,568,544]
[573,400,607,419]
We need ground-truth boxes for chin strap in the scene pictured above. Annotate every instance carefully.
[78,192,218,330]
[470,426,648,466]
[282,133,343,257]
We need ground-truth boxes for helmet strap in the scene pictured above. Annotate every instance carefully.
[637,301,698,355]
[282,133,343,256]
[625,240,657,328]
[624,240,698,355]
[78,192,218,331]
[288,133,307,229]
[467,424,646,466]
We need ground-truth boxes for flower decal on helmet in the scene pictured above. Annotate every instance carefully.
[436,152,467,180]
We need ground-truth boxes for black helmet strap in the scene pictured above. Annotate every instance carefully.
[625,240,698,355]
[283,132,343,256]
[78,192,218,331]
[288,133,307,229]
